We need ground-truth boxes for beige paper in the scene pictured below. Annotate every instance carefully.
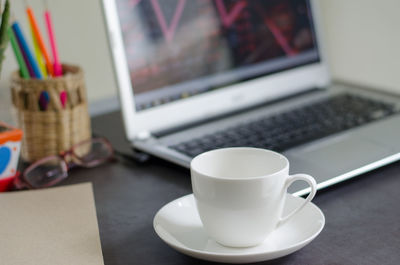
[0,183,104,265]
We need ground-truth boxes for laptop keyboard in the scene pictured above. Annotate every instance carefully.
[169,94,398,158]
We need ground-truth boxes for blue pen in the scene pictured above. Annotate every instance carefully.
[12,22,43,79]
[39,91,50,110]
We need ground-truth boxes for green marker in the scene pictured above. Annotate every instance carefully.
[7,27,30,79]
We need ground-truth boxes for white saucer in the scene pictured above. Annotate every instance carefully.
[153,193,325,264]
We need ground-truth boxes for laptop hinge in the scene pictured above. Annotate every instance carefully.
[135,131,152,141]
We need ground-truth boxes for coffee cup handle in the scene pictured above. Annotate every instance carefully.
[277,174,317,227]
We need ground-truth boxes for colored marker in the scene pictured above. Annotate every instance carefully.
[7,27,30,79]
[44,0,62,76]
[11,20,35,77]
[39,91,50,110]
[12,22,42,79]
[60,91,67,108]
[29,22,47,78]
[26,3,53,76]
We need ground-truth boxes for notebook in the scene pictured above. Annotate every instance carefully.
[0,183,104,265]
[102,0,400,195]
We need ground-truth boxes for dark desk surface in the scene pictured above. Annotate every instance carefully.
[64,111,400,265]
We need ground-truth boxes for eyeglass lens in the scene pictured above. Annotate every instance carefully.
[24,156,68,188]
[72,138,113,167]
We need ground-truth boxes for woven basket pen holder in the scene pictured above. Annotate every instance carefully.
[11,64,92,163]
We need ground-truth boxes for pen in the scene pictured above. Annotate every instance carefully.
[7,27,30,79]
[39,90,50,110]
[43,0,66,108]
[25,0,53,77]
[44,0,62,76]
[29,22,47,78]
[59,91,67,108]
[12,21,42,79]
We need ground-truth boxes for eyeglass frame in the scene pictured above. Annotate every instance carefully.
[14,137,114,189]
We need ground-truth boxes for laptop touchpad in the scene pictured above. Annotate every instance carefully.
[295,135,391,174]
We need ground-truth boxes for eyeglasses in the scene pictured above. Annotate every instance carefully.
[14,137,114,189]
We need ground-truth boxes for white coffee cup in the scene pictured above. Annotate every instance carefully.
[191,147,317,248]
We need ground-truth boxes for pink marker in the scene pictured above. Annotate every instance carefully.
[44,0,62,76]
[60,91,67,109]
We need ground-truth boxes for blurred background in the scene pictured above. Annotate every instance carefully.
[1,0,399,124]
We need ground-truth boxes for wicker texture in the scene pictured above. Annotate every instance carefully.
[11,64,91,162]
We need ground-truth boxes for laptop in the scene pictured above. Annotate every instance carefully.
[102,0,400,195]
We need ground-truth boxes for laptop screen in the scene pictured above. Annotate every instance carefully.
[115,0,319,111]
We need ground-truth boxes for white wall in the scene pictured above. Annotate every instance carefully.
[1,0,400,122]
[320,0,400,93]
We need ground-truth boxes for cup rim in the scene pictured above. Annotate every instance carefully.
[190,147,289,180]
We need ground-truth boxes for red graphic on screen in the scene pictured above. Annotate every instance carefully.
[264,17,297,56]
[150,0,186,44]
[215,0,247,28]
[125,0,300,56]
[115,0,317,109]
[128,0,141,8]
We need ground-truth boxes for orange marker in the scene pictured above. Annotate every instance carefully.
[26,5,54,77]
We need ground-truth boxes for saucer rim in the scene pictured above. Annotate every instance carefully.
[153,193,325,258]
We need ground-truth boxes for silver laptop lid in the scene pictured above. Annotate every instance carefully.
[102,0,330,140]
